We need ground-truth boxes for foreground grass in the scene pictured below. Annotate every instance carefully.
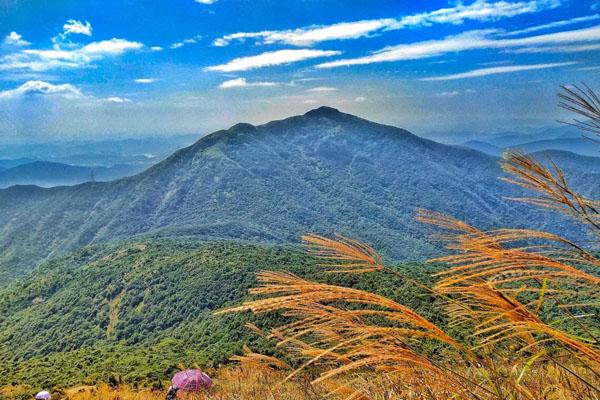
[1,367,325,400]
[3,363,598,400]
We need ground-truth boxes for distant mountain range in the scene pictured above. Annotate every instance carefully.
[512,138,598,157]
[0,135,202,188]
[0,161,147,188]
[0,158,36,169]
[461,137,598,157]
[529,150,600,173]
[0,135,200,166]
[486,126,584,147]
[0,107,596,284]
[425,124,597,157]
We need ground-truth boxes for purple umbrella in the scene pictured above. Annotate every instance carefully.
[35,391,51,400]
[172,369,212,392]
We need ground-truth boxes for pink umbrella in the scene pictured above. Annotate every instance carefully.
[172,369,212,392]
[35,391,51,400]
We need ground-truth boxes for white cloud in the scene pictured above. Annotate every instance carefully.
[394,0,561,28]
[218,78,279,89]
[437,91,461,97]
[212,38,228,47]
[354,96,368,102]
[1,38,143,71]
[498,14,600,37]
[214,19,396,47]
[0,56,79,71]
[151,46,163,51]
[317,30,495,68]
[195,0,217,3]
[205,49,341,72]
[51,20,93,48]
[213,0,562,47]
[421,62,576,81]
[106,96,131,103]
[3,31,30,47]
[479,60,512,66]
[134,78,156,84]
[170,35,202,49]
[306,86,338,92]
[317,25,600,68]
[574,65,600,71]
[506,43,600,53]
[63,20,93,36]
[0,80,82,99]
[82,38,143,55]
[0,80,134,105]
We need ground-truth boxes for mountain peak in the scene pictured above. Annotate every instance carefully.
[229,122,256,132]
[304,106,342,118]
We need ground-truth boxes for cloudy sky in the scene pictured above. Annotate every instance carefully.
[1,0,600,143]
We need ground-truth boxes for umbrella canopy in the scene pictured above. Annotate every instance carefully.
[172,369,212,392]
[35,391,51,400]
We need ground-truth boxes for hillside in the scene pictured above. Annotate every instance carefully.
[0,107,596,283]
[0,240,438,389]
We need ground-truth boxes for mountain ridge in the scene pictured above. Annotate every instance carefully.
[0,107,595,284]
[461,137,597,157]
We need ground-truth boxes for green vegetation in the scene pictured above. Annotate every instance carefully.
[0,239,441,390]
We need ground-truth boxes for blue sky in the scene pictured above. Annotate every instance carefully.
[1,0,600,143]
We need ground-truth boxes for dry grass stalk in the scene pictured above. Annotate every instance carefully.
[218,270,472,398]
[302,234,384,273]
[230,344,293,371]
[418,209,600,362]
[501,151,600,232]
[559,83,600,138]
[417,210,600,287]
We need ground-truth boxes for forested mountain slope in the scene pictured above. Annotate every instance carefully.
[0,107,595,283]
[0,240,438,388]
